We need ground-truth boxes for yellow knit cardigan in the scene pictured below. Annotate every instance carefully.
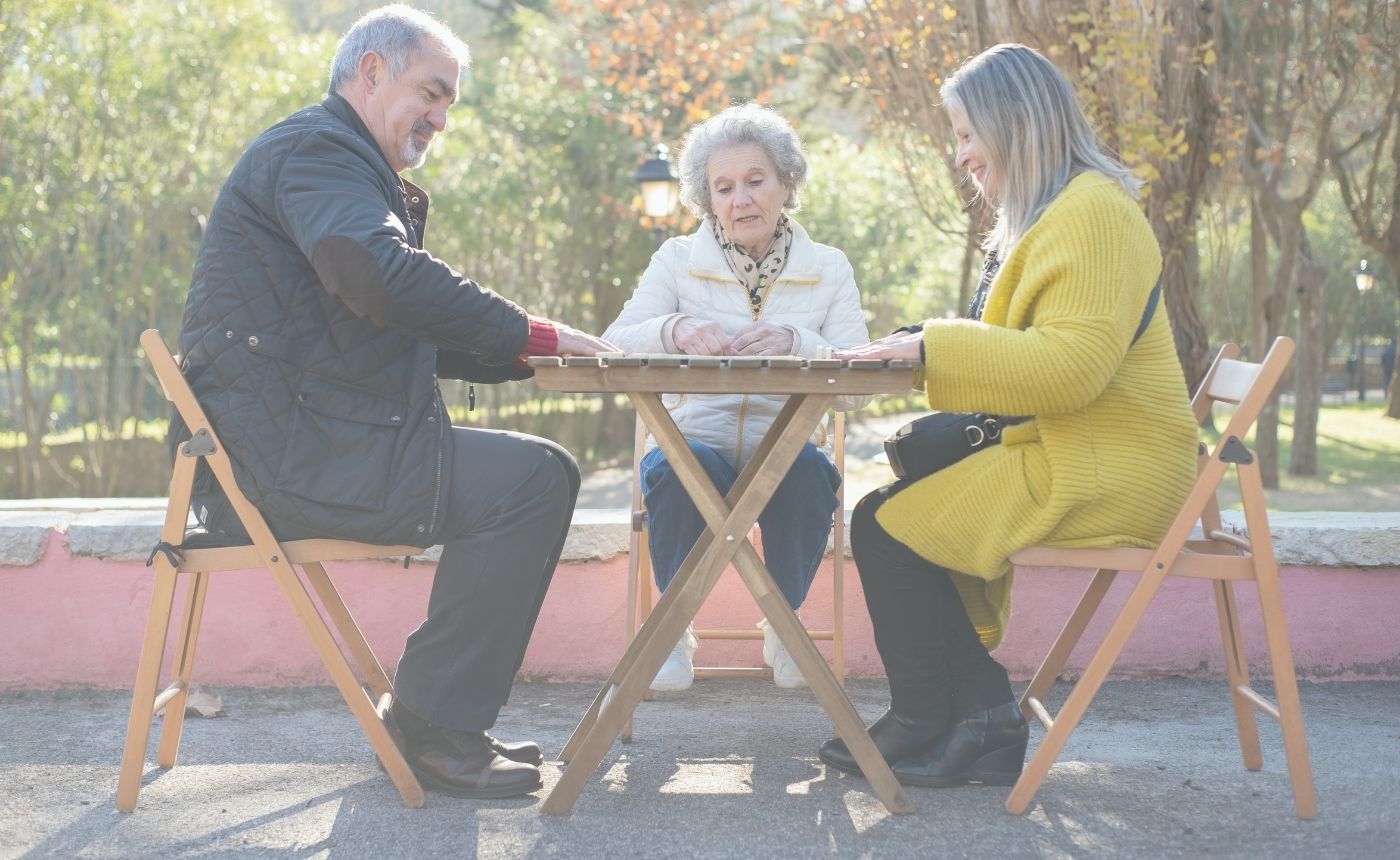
[875,172,1199,649]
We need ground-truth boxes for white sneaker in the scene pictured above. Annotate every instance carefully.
[650,625,698,692]
[758,618,808,689]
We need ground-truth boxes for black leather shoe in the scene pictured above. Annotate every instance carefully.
[818,709,947,776]
[891,700,1028,788]
[484,734,544,767]
[384,700,542,799]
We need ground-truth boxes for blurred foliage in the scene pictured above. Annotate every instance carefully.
[0,0,331,495]
[1,0,1395,498]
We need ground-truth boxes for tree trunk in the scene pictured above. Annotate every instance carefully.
[1249,199,1280,488]
[1152,0,1219,397]
[1289,240,1326,475]
[1387,251,1400,419]
[1163,231,1211,392]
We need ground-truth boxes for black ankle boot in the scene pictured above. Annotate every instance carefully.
[891,700,1028,788]
[385,699,542,799]
[818,709,947,776]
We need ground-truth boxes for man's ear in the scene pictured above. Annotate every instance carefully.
[357,50,384,91]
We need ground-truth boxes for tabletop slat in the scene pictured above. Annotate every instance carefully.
[533,364,916,395]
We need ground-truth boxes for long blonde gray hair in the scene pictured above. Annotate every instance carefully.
[940,44,1141,259]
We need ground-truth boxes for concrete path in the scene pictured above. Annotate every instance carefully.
[2,679,1396,858]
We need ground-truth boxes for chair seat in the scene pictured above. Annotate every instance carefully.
[1010,545,1154,570]
[178,539,425,573]
[1011,540,1257,581]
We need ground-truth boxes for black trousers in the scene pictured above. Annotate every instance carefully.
[851,483,1013,727]
[393,427,579,732]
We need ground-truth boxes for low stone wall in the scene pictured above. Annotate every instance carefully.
[2,499,1397,689]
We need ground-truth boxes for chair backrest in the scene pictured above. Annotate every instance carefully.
[140,329,283,551]
[1165,336,1295,554]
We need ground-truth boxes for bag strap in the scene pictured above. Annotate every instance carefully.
[1131,278,1162,346]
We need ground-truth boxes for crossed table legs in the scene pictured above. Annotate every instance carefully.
[541,391,914,815]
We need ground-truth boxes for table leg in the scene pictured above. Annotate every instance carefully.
[559,393,814,762]
[541,393,824,815]
[729,553,914,814]
[643,393,912,814]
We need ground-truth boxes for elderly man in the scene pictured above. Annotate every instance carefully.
[175,5,613,799]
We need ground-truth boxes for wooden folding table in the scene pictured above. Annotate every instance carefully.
[528,354,920,815]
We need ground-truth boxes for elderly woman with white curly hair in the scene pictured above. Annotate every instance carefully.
[604,103,870,693]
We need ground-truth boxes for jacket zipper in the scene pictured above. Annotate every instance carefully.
[732,277,771,469]
[428,395,445,537]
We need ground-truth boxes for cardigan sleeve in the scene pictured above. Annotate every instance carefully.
[918,179,1162,416]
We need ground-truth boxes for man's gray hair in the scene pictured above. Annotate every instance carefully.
[940,43,1141,258]
[327,4,470,96]
[678,103,808,220]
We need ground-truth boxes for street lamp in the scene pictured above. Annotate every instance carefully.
[633,143,680,247]
[1354,259,1376,401]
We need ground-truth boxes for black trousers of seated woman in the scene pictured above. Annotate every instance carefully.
[850,483,1013,729]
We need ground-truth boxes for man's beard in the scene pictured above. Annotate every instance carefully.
[400,120,434,169]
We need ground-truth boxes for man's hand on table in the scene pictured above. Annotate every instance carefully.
[554,323,619,356]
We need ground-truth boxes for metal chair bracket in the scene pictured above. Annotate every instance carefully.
[182,428,216,457]
[1219,436,1254,464]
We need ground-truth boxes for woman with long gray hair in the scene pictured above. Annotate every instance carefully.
[819,44,1198,789]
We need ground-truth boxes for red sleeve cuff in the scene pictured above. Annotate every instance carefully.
[516,315,559,366]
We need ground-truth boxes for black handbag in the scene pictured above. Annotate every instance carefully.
[884,276,1161,482]
[884,411,1025,480]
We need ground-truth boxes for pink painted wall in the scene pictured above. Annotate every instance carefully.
[2,532,1397,689]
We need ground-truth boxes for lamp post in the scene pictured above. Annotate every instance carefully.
[1354,259,1376,401]
[633,143,680,248]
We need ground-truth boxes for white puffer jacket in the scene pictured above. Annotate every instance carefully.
[603,219,871,470]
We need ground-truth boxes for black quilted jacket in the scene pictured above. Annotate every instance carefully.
[176,95,531,546]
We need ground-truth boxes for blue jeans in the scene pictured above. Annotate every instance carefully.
[640,440,841,609]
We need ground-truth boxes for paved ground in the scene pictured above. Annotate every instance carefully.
[2,678,1396,858]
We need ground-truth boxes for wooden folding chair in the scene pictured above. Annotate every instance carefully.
[621,410,847,739]
[116,329,427,811]
[1004,336,1316,819]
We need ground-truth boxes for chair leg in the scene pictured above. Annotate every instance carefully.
[1254,572,1318,819]
[621,527,650,745]
[156,571,210,767]
[264,557,424,808]
[1238,462,1317,819]
[637,538,655,701]
[832,509,846,686]
[1006,568,1165,815]
[116,563,180,812]
[1019,568,1116,723]
[1213,580,1263,770]
[303,561,393,700]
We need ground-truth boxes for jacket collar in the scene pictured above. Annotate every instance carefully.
[324,93,382,160]
[687,217,821,284]
[321,93,432,245]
